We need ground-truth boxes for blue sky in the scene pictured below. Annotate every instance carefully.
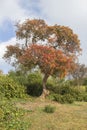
[0,20,15,42]
[0,0,87,73]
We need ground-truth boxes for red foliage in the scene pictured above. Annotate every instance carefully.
[19,44,73,78]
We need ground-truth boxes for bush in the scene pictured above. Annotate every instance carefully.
[70,87,87,101]
[57,85,73,95]
[47,79,74,95]
[46,76,57,92]
[8,70,28,86]
[26,72,43,96]
[83,93,87,102]
[47,77,87,103]
[85,86,87,92]
[53,94,63,103]
[53,94,74,104]
[0,99,30,130]
[51,80,86,102]
[75,94,84,101]
[44,105,56,113]
[62,94,75,103]
[0,75,26,99]
[83,78,87,86]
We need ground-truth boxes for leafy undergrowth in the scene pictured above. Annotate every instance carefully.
[0,97,87,130]
[0,98,31,130]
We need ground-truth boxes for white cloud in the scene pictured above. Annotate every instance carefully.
[0,37,16,56]
[0,0,40,73]
[39,0,87,24]
[39,0,87,65]
[0,37,16,73]
[0,0,38,27]
[39,0,87,39]
[0,0,23,25]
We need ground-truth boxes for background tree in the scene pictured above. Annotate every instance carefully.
[71,63,87,86]
[0,69,3,75]
[3,19,81,98]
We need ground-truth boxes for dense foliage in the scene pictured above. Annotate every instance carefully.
[26,72,42,96]
[4,70,87,103]
[47,79,87,103]
[0,75,26,99]
[0,98,30,130]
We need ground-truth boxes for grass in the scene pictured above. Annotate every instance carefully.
[0,97,87,130]
[15,98,87,130]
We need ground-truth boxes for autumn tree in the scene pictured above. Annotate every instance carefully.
[19,44,74,98]
[3,19,81,98]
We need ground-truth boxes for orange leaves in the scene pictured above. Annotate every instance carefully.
[16,19,81,55]
[19,44,73,78]
[4,45,22,59]
[16,19,47,44]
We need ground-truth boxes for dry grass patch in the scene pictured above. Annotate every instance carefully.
[16,98,87,130]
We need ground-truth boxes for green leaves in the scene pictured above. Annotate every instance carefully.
[0,75,26,99]
[0,99,31,130]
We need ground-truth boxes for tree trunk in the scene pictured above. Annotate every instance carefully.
[40,74,49,99]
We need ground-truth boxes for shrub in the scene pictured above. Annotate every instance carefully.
[57,85,73,95]
[53,94,74,104]
[83,78,87,86]
[8,70,28,86]
[44,105,56,113]
[47,77,87,103]
[83,93,87,102]
[75,94,84,101]
[46,76,57,92]
[62,94,75,103]
[26,72,43,96]
[53,94,63,103]
[0,99,30,130]
[52,82,86,101]
[85,86,87,92]
[0,75,26,99]
[47,79,74,95]
[70,87,87,101]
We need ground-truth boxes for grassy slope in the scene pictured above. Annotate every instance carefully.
[15,98,87,130]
